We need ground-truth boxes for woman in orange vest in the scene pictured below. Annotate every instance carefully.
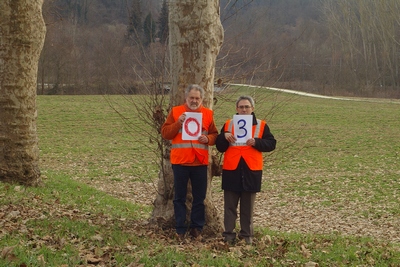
[216,95,276,245]
[161,84,218,241]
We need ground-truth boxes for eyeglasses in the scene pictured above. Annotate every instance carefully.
[237,105,252,109]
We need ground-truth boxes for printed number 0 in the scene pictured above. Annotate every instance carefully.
[237,119,247,138]
[184,117,201,137]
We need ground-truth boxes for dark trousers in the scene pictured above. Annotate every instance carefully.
[223,190,256,241]
[172,164,207,234]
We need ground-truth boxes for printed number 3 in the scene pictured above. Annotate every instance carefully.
[237,119,247,138]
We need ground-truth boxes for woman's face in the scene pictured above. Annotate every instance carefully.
[236,99,254,115]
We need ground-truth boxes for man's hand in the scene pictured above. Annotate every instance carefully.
[178,114,186,124]
[198,135,209,144]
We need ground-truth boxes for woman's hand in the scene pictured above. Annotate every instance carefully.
[224,132,236,143]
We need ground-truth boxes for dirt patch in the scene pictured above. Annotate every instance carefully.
[83,175,400,243]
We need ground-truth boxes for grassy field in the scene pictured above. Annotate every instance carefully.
[1,86,400,266]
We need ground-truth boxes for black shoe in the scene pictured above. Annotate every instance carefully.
[238,235,253,245]
[176,233,185,241]
[189,228,202,239]
[223,237,235,245]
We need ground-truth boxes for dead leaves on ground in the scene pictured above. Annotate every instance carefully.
[3,181,398,266]
[1,187,322,266]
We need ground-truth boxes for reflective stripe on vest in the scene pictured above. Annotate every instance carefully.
[171,143,208,150]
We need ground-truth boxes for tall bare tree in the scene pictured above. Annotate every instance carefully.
[158,0,169,45]
[323,0,400,94]
[0,0,46,185]
[151,0,224,235]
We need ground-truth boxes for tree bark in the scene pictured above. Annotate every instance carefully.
[151,0,224,235]
[0,0,46,185]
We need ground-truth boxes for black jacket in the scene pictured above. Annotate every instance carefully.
[215,113,276,192]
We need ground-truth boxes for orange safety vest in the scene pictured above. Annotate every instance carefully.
[170,105,213,165]
[222,118,265,170]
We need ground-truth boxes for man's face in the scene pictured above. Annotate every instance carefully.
[236,99,254,115]
[186,89,202,110]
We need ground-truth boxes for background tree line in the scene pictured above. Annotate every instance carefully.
[38,0,400,98]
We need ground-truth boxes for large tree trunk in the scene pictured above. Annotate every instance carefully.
[151,0,224,235]
[0,0,46,185]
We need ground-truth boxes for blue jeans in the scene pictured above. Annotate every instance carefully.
[172,164,207,234]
